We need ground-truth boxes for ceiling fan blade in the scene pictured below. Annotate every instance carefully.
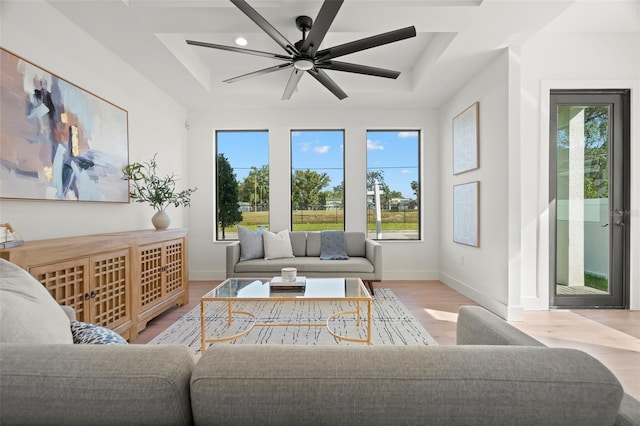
[282,68,305,100]
[316,26,416,61]
[315,61,401,79]
[230,0,299,56]
[224,63,293,83]
[308,69,348,100]
[300,0,343,55]
[186,40,291,61]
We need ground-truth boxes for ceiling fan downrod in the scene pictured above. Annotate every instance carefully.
[293,15,314,70]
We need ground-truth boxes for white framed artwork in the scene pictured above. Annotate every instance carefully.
[453,181,479,247]
[452,102,479,174]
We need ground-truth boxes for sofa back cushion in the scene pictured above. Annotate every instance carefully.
[306,232,322,256]
[191,345,623,425]
[344,232,366,257]
[289,232,307,257]
[0,259,73,344]
[307,232,366,257]
[0,344,194,425]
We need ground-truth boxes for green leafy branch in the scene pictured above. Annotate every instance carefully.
[122,154,197,211]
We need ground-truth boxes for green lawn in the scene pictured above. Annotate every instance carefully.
[219,209,419,234]
[584,272,608,292]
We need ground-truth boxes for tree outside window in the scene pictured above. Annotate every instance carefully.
[216,130,269,240]
[291,130,345,231]
[366,130,420,240]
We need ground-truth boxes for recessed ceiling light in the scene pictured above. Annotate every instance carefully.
[235,37,248,46]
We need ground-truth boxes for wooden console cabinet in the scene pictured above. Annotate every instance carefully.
[0,229,188,341]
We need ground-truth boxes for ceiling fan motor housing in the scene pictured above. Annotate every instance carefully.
[295,15,313,33]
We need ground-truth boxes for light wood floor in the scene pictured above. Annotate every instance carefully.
[133,280,640,400]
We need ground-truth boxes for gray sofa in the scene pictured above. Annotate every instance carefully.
[2,259,639,425]
[226,231,382,294]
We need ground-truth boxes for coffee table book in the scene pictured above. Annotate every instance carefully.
[270,276,306,288]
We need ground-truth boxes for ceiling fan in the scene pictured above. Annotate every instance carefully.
[186,0,416,100]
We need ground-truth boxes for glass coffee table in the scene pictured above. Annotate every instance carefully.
[200,277,372,352]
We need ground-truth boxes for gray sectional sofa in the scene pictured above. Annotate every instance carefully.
[226,231,382,294]
[2,258,639,425]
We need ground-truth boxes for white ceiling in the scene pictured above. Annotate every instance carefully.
[47,0,639,110]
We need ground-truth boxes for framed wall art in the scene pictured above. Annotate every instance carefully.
[453,181,479,247]
[0,47,129,203]
[452,101,479,174]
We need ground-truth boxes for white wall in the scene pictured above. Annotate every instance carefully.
[185,107,440,281]
[438,50,518,319]
[438,30,640,318]
[520,31,640,310]
[0,1,190,240]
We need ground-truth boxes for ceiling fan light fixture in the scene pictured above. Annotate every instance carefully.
[235,36,248,46]
[293,58,314,71]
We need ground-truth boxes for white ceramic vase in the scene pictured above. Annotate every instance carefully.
[151,210,171,230]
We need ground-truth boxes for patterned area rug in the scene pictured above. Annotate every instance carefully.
[148,288,437,354]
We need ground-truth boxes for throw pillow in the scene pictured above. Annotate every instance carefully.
[263,230,295,260]
[0,259,73,344]
[70,320,128,345]
[238,225,266,261]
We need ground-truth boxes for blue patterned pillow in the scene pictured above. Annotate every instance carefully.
[70,320,127,345]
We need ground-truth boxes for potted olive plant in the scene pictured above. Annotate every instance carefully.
[122,154,197,230]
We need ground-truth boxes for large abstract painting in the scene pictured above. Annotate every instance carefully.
[0,48,129,202]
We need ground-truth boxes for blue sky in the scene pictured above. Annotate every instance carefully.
[217,130,419,199]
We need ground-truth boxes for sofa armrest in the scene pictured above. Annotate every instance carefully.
[365,238,382,280]
[60,305,76,321]
[0,343,195,425]
[226,241,241,277]
[457,305,545,346]
[615,393,640,426]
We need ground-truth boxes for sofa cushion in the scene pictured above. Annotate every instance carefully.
[344,232,366,257]
[191,345,623,426]
[289,231,307,257]
[0,344,195,426]
[263,230,295,260]
[237,225,265,261]
[306,232,322,256]
[0,259,73,344]
[70,320,128,345]
[234,257,374,274]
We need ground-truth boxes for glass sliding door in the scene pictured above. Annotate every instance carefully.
[549,90,629,308]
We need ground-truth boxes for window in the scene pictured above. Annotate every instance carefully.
[291,130,345,231]
[215,130,269,240]
[366,130,420,240]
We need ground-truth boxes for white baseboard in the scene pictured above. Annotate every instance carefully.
[439,272,524,321]
[189,270,226,281]
[382,270,440,280]
[522,297,548,310]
